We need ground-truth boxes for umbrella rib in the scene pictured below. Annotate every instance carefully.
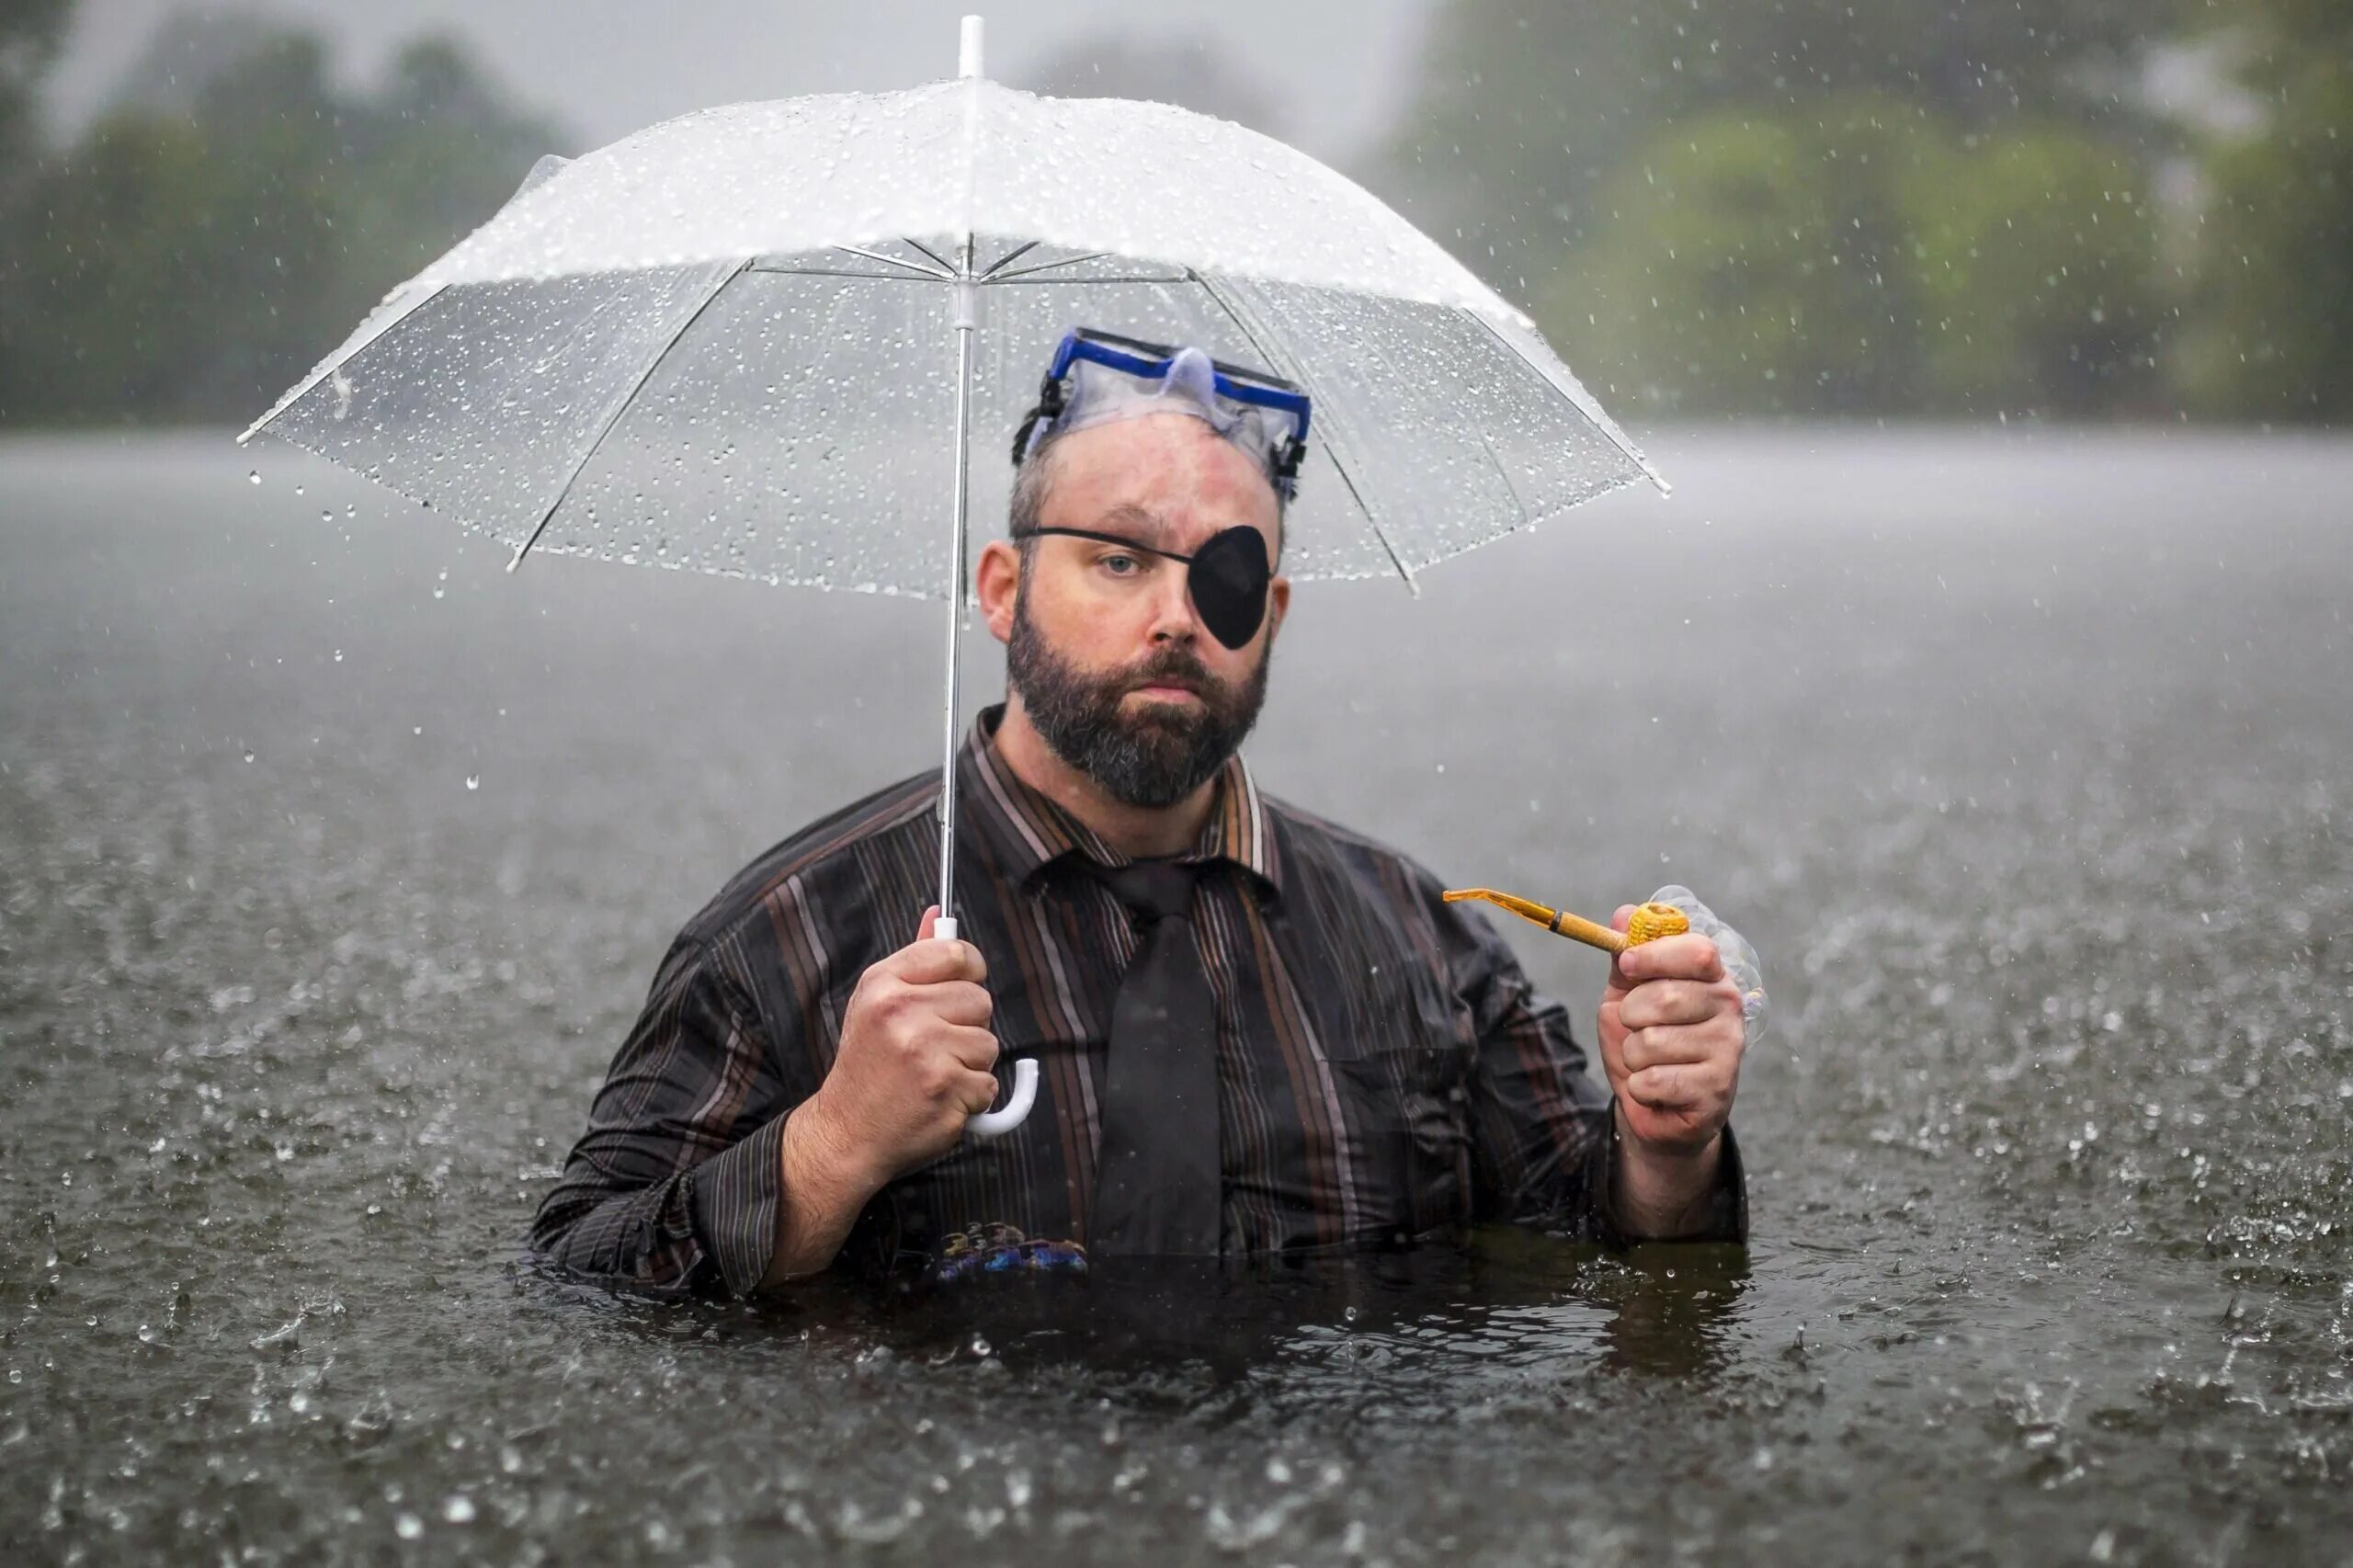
[1475,428,1534,530]
[834,244,952,280]
[978,238,1041,278]
[993,272,1188,287]
[745,265,954,282]
[238,281,449,445]
[901,236,960,277]
[506,256,751,574]
[1191,271,1420,597]
[981,251,1113,284]
[1465,312,1670,496]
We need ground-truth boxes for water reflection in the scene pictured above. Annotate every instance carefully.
[580,1227,1752,1406]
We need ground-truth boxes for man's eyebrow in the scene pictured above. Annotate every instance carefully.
[1092,503,1170,544]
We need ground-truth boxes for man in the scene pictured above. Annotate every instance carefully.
[532,329,1751,1296]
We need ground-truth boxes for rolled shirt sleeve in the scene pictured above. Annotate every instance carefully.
[1441,892,1747,1244]
[530,935,798,1297]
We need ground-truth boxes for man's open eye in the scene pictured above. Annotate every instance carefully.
[1099,552,1142,576]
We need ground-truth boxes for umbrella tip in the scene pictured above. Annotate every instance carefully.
[959,16,984,79]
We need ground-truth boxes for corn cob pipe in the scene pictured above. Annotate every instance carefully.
[1441,888,1689,954]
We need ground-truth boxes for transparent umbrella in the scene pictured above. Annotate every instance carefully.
[241,15,1667,1135]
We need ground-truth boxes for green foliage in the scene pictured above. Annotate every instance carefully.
[1540,99,1931,413]
[0,0,73,181]
[1542,99,2163,415]
[0,23,562,426]
[1905,128,2163,415]
[1373,0,2347,423]
[1370,0,2180,280]
[2174,40,2353,419]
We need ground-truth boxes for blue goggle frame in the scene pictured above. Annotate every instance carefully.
[1011,328,1312,498]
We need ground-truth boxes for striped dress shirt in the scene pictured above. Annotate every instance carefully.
[532,705,1745,1296]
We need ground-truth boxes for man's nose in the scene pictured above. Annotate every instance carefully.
[1144,567,1201,644]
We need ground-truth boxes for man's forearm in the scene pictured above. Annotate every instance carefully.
[756,1096,884,1289]
[1609,1102,1724,1239]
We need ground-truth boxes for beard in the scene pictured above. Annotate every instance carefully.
[1006,594,1271,810]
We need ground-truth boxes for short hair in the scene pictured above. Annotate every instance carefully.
[1006,424,1287,568]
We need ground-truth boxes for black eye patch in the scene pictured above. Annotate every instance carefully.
[1022,525,1272,651]
[1183,526,1271,650]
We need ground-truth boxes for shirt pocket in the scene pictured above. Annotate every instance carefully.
[1325,1039,1472,1243]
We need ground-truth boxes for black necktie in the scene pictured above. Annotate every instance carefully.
[1083,858,1223,1256]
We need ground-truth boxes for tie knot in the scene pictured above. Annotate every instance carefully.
[1087,858,1201,924]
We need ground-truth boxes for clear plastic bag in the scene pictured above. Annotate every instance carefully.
[1647,885,1768,1046]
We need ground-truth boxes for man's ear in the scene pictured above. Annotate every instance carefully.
[976,539,1021,645]
[1262,573,1291,648]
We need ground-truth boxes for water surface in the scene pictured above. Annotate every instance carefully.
[2,427,2347,1563]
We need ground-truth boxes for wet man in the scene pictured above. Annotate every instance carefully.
[533,330,1752,1294]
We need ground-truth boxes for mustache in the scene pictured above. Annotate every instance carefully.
[1120,647,1216,695]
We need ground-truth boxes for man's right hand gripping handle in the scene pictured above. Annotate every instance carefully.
[759,906,1000,1286]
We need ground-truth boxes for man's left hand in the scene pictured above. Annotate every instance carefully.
[1597,905,1747,1154]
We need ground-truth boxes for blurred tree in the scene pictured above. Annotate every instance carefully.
[1904,127,2164,415]
[2175,2,2353,420]
[0,0,74,191]
[1543,97,2162,416]
[1541,100,1936,414]
[0,17,563,426]
[1370,0,2179,272]
[1370,0,2188,418]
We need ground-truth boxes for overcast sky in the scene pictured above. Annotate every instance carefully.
[46,0,1437,164]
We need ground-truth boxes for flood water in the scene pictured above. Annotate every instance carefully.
[3,426,2348,1564]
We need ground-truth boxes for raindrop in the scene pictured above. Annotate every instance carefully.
[333,650,345,663]
[464,776,480,792]
[443,1496,475,1525]
[393,1513,424,1541]
[248,471,261,485]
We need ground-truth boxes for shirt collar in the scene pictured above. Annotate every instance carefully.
[959,702,1282,898]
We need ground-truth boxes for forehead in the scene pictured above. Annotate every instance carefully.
[1040,414,1281,551]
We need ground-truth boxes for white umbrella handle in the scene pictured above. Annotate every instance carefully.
[936,915,1038,1138]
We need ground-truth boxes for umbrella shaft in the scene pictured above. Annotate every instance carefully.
[937,272,978,925]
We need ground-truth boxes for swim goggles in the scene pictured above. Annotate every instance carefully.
[1010,328,1311,502]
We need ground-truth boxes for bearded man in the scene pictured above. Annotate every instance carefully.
[532,329,1752,1295]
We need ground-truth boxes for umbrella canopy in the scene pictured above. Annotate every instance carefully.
[242,31,1663,594]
